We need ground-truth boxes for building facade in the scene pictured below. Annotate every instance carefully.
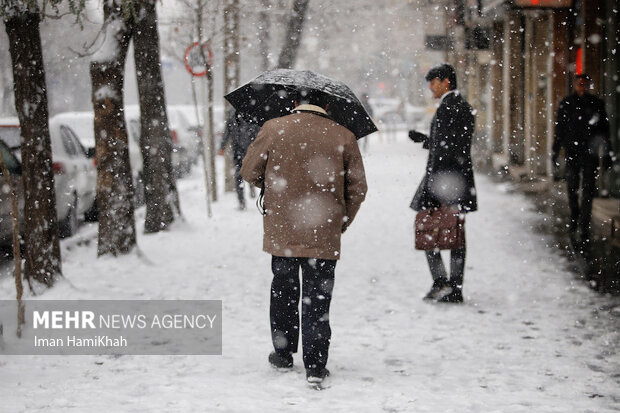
[444,0,619,198]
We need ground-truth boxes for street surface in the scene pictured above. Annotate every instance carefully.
[1,131,619,412]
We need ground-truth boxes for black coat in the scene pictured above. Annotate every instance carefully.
[410,91,477,213]
[221,112,260,161]
[552,93,611,168]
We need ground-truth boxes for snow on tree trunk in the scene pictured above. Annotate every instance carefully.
[4,8,62,287]
[134,0,178,233]
[90,2,136,256]
[277,0,310,69]
[194,0,217,203]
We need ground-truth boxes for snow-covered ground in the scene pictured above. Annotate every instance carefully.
[1,131,619,412]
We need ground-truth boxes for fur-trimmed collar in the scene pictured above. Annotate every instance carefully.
[293,104,328,115]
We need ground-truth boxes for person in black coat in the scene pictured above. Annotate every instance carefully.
[552,74,615,254]
[409,64,476,303]
[218,109,260,210]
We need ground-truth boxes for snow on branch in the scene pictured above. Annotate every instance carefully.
[0,0,86,20]
[91,16,125,63]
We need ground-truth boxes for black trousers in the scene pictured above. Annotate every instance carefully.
[232,153,245,206]
[424,222,466,288]
[270,256,336,371]
[565,160,598,242]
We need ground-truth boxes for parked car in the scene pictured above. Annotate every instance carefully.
[125,116,145,205]
[168,106,201,169]
[168,104,226,163]
[51,111,145,206]
[404,103,433,134]
[48,117,97,236]
[0,139,24,246]
[125,105,187,178]
[368,97,403,124]
[0,116,97,238]
[0,117,21,155]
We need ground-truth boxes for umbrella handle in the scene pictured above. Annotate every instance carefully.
[256,184,266,216]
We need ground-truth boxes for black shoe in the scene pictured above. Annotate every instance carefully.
[437,287,463,303]
[268,351,293,369]
[423,278,452,301]
[568,233,580,252]
[306,367,330,384]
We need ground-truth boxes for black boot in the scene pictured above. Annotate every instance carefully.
[423,278,452,301]
[438,280,463,303]
[268,351,293,369]
[306,367,330,384]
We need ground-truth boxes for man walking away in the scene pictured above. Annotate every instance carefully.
[219,109,260,210]
[552,73,615,257]
[240,92,367,385]
[408,64,477,303]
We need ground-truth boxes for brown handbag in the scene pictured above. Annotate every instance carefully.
[414,207,465,250]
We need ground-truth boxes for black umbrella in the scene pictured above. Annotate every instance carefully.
[224,69,377,139]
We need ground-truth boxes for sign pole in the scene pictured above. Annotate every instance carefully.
[185,42,214,218]
[201,74,212,218]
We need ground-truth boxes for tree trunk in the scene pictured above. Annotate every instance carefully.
[259,0,272,71]
[90,2,137,256]
[223,0,240,193]
[195,1,217,203]
[133,0,178,233]
[277,0,310,69]
[4,8,61,287]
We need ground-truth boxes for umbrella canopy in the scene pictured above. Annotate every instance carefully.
[224,69,377,139]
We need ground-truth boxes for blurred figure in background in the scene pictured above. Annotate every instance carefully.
[359,92,374,152]
[218,109,260,210]
[552,73,615,256]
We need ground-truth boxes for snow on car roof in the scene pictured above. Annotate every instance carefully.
[50,112,96,148]
[0,117,19,126]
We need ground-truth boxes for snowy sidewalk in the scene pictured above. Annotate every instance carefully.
[1,132,619,412]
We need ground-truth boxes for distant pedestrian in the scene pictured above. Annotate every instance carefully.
[218,109,260,210]
[552,74,615,255]
[240,92,367,385]
[408,64,477,303]
[359,92,374,152]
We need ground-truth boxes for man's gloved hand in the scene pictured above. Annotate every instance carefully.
[409,130,426,143]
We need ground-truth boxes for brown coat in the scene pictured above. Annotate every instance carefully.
[240,110,367,260]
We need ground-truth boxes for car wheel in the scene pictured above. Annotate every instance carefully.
[59,194,79,239]
[184,159,192,176]
[84,198,98,222]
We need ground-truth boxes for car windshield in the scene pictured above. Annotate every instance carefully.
[0,126,21,149]
[65,117,95,149]
[0,140,20,174]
